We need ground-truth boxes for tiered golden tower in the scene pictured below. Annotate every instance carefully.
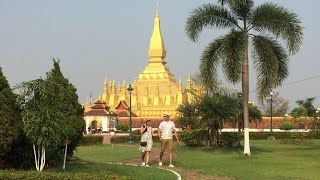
[88,7,198,118]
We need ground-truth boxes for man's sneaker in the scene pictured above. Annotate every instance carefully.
[141,162,145,166]
[158,162,162,166]
[145,164,149,167]
[169,164,175,168]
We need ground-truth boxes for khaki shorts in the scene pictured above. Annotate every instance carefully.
[161,138,173,151]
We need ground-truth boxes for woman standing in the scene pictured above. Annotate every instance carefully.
[140,119,153,166]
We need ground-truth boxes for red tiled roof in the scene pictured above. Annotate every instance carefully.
[84,99,110,116]
[115,100,129,110]
[85,109,109,116]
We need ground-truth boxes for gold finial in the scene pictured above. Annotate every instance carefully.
[156,1,159,17]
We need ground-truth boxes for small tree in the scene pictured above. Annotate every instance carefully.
[16,79,66,171]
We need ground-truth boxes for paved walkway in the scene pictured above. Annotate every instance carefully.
[103,135,111,144]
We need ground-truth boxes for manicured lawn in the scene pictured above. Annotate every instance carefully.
[175,140,320,179]
[76,140,320,179]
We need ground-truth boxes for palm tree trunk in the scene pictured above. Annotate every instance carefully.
[242,23,251,155]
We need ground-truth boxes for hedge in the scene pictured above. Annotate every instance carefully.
[177,129,320,147]
[80,136,103,146]
[110,135,161,144]
[248,131,320,140]
[0,170,117,180]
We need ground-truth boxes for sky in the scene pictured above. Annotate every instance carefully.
[1,0,320,110]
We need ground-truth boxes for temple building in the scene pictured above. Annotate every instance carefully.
[84,7,201,132]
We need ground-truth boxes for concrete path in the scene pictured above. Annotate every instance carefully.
[103,135,111,144]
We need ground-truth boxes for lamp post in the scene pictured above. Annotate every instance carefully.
[127,84,134,144]
[267,92,275,140]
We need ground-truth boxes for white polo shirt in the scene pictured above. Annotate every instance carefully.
[158,120,175,139]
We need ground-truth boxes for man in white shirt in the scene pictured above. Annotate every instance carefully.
[158,112,180,167]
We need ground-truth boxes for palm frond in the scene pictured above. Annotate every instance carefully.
[218,0,254,19]
[200,38,224,90]
[250,2,303,55]
[220,30,244,84]
[252,35,289,98]
[185,4,239,42]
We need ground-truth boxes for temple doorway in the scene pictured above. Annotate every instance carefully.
[91,120,97,133]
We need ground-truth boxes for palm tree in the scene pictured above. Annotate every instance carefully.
[185,0,303,155]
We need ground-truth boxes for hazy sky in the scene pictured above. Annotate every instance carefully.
[1,0,320,110]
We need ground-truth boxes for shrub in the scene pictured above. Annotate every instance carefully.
[0,170,117,180]
[178,129,207,147]
[80,136,103,146]
[220,132,241,147]
[279,124,295,131]
[115,124,129,131]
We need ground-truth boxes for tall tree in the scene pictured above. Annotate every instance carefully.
[259,92,289,117]
[0,67,22,159]
[185,0,303,155]
[45,59,85,160]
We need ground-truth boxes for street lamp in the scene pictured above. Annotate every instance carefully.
[266,92,275,140]
[127,84,134,144]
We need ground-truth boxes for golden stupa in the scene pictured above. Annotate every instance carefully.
[85,7,198,118]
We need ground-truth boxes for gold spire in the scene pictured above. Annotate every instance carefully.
[148,5,166,59]
[178,77,182,92]
[187,74,192,89]
[111,80,116,94]
[117,83,121,94]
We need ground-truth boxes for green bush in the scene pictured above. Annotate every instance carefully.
[80,136,103,146]
[115,124,129,131]
[220,132,241,147]
[0,170,117,180]
[178,129,207,147]
[279,124,295,131]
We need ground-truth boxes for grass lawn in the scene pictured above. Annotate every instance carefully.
[76,140,320,179]
[175,140,320,179]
